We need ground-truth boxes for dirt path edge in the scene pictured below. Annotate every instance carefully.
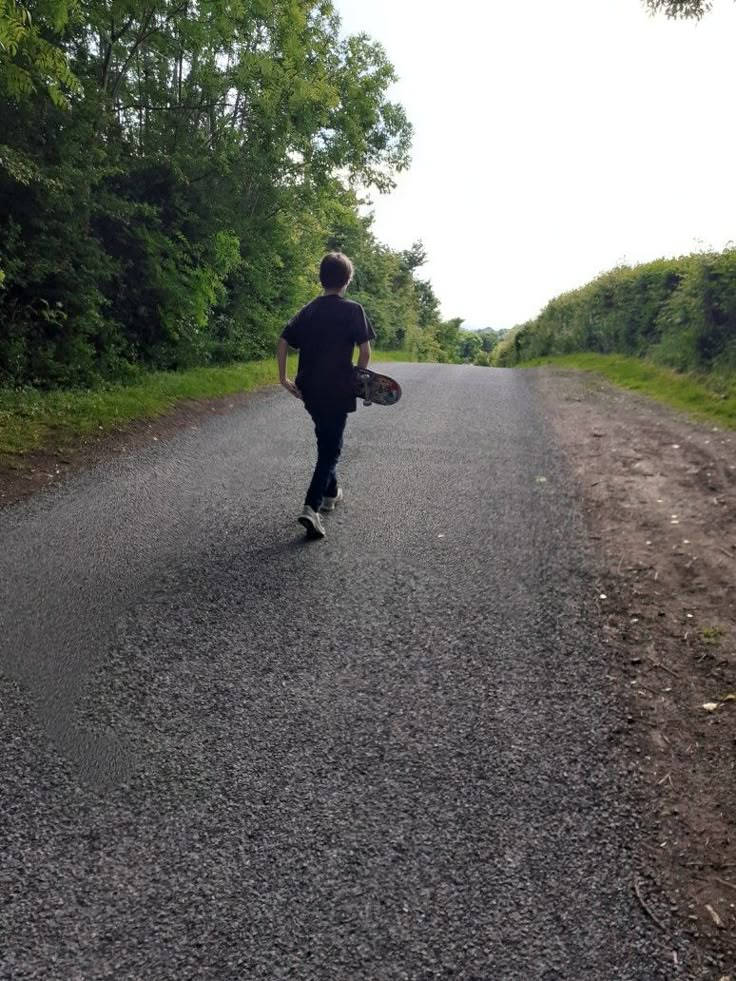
[532,367,736,977]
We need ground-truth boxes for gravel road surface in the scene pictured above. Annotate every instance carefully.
[0,364,685,979]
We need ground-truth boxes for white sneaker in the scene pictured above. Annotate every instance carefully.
[321,487,344,512]
[298,505,326,539]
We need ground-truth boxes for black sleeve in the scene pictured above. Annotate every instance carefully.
[352,304,377,345]
[281,308,305,348]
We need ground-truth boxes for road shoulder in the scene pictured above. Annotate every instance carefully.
[0,388,274,510]
[532,367,736,975]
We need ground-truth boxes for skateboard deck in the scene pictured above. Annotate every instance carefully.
[353,367,402,406]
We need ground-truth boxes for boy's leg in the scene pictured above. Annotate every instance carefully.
[324,457,340,499]
[305,413,347,512]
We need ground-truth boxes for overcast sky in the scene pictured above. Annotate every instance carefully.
[336,0,736,329]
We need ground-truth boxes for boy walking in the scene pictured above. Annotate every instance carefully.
[277,252,376,539]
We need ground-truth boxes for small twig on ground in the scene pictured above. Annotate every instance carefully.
[633,874,666,930]
[636,682,660,695]
[649,659,680,679]
[715,877,736,892]
[717,546,734,560]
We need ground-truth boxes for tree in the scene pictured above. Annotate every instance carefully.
[457,332,481,363]
[478,329,502,353]
[434,317,464,362]
[0,0,78,106]
[400,241,428,272]
[643,0,714,18]
[0,0,425,386]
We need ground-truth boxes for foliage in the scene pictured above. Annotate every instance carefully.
[493,250,736,381]
[453,327,506,365]
[643,0,714,18]
[0,0,79,106]
[0,0,448,389]
[479,328,506,352]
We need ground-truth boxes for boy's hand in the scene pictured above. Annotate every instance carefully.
[281,378,302,400]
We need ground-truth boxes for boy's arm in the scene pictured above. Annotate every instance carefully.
[357,341,371,369]
[277,338,301,399]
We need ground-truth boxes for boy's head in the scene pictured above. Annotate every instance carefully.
[320,252,354,292]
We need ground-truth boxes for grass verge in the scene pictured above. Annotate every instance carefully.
[521,353,736,429]
[0,351,414,457]
[372,349,417,363]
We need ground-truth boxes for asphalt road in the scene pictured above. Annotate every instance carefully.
[0,364,684,979]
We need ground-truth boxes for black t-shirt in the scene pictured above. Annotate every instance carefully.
[281,295,376,415]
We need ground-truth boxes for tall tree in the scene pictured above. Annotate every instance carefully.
[0,0,426,385]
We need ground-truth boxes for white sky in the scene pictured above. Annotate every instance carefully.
[336,0,736,328]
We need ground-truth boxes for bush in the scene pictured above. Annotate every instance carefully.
[495,249,736,377]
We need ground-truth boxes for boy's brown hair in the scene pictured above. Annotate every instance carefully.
[319,252,354,290]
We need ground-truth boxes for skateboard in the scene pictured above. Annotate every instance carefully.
[353,367,402,407]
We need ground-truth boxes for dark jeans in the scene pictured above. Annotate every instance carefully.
[305,411,348,511]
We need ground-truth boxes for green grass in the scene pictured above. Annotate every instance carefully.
[0,350,415,458]
[0,358,296,457]
[702,626,727,645]
[372,349,417,363]
[520,353,736,429]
